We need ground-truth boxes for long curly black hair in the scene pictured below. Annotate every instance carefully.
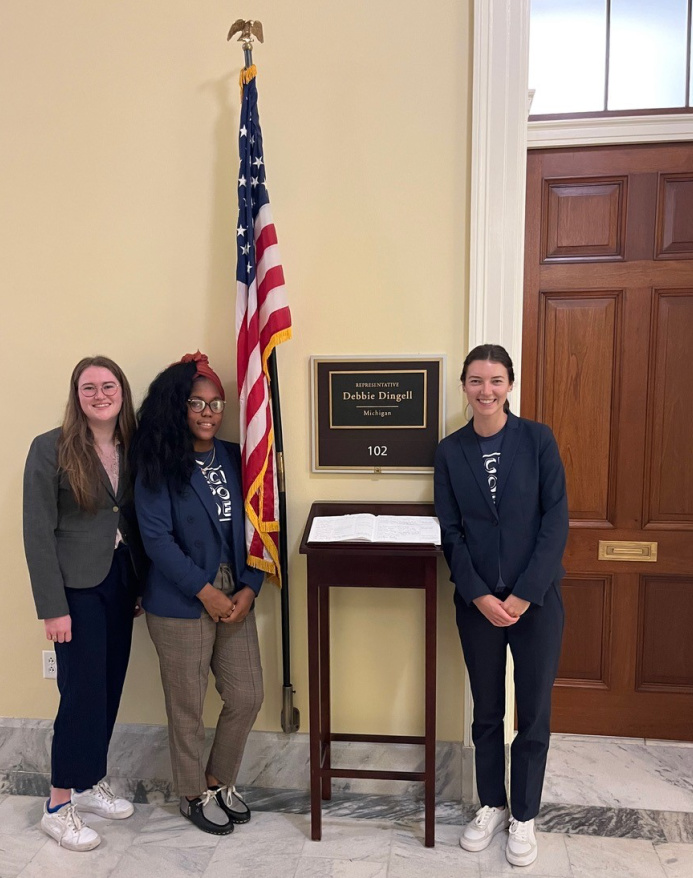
[129,361,197,492]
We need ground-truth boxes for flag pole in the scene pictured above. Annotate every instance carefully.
[229,19,300,734]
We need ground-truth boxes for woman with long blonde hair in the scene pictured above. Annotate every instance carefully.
[23,356,145,851]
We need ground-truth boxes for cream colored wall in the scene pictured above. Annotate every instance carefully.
[1,1,472,743]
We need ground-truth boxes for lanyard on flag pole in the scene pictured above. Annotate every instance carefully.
[229,19,300,735]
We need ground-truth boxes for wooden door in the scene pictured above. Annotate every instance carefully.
[522,143,693,740]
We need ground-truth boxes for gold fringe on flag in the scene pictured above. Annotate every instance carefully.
[239,64,257,98]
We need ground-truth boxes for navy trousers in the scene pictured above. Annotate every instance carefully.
[52,545,137,790]
[455,581,564,821]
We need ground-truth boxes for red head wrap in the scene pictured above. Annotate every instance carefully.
[178,351,225,400]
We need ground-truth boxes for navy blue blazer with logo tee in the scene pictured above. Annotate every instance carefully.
[135,438,263,618]
[433,412,568,607]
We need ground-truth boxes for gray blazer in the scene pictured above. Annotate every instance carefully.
[23,427,140,619]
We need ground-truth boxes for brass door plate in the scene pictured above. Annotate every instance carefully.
[598,540,658,562]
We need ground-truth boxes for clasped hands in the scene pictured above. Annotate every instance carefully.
[197,583,255,623]
[472,593,530,627]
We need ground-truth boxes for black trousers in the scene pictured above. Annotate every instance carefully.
[52,545,137,790]
[455,581,564,821]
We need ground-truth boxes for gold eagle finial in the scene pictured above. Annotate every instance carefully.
[227,19,264,47]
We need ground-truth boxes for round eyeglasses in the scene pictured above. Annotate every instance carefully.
[79,382,120,398]
[187,397,226,414]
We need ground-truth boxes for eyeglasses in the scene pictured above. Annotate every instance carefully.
[187,397,226,414]
[79,382,120,398]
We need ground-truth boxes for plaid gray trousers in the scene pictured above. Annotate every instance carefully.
[146,581,263,797]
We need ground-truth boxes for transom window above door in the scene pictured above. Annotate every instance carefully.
[529,0,693,117]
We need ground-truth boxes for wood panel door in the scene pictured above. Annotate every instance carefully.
[523,143,693,741]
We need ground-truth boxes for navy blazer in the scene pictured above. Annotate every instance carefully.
[135,439,264,618]
[434,412,568,607]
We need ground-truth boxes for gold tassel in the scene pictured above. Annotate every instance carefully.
[239,64,257,98]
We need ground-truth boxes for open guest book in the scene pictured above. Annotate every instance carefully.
[307,513,441,545]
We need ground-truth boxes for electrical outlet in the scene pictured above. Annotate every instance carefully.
[42,650,57,680]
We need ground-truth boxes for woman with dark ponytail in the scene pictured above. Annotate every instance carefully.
[130,352,264,837]
[434,344,568,868]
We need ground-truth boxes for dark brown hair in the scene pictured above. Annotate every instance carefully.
[461,344,514,414]
[57,356,136,512]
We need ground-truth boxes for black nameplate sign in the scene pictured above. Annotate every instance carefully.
[311,357,444,473]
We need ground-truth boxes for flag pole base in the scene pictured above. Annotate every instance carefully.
[281,685,300,734]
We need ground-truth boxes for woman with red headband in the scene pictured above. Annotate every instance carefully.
[130,352,264,836]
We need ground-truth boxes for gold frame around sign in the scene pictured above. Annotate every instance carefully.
[310,356,446,474]
[328,369,428,430]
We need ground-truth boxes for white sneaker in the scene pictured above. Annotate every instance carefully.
[41,802,101,851]
[507,817,538,866]
[460,805,510,852]
[73,780,134,819]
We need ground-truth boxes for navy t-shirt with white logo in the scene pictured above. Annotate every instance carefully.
[477,426,505,505]
[477,426,506,591]
[195,457,234,564]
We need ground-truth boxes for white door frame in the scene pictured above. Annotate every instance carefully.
[468,0,693,755]
[528,113,693,148]
[467,0,532,765]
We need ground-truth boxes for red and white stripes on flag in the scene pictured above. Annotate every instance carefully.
[236,65,292,580]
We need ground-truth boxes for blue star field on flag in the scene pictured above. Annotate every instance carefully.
[236,75,269,289]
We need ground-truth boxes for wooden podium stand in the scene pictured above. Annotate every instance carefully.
[299,501,442,847]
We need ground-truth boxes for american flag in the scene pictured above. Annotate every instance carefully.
[235,65,292,579]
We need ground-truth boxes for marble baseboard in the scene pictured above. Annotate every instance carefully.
[4,716,693,838]
[551,733,693,749]
[0,718,467,802]
[543,735,693,812]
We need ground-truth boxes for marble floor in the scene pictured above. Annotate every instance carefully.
[1,735,692,877]
[1,795,692,878]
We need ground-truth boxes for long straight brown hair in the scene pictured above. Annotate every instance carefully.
[57,356,136,512]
